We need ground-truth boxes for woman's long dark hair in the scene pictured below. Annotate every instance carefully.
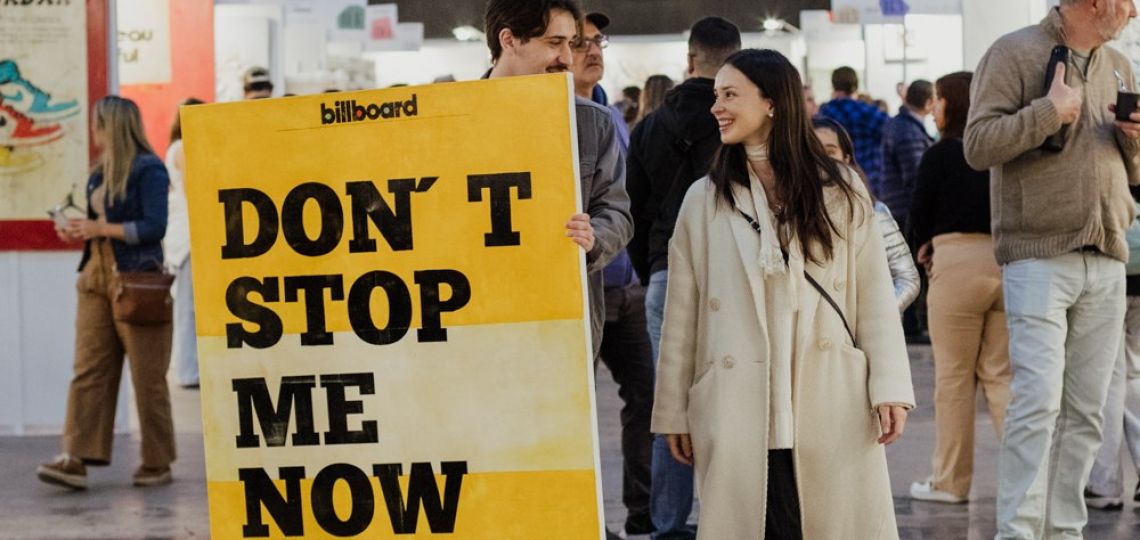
[935,71,972,139]
[708,49,858,264]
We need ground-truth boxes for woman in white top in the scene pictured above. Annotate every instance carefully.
[650,49,915,538]
[165,98,204,388]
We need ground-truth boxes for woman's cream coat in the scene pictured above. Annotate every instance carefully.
[650,175,916,539]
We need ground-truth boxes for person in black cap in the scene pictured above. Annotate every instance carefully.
[242,66,273,100]
[571,10,656,537]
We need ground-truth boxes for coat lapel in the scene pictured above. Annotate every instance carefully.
[794,258,824,363]
[726,182,768,331]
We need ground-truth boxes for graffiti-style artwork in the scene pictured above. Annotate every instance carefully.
[0,1,88,224]
[0,60,78,175]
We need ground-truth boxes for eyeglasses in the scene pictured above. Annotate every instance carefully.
[571,34,608,52]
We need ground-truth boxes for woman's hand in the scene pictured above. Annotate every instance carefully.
[666,433,694,466]
[917,242,933,274]
[876,404,908,445]
[67,218,104,240]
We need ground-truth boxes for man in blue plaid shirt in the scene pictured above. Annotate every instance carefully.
[818,66,889,190]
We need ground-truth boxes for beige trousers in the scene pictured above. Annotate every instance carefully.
[927,233,1011,497]
[62,239,175,468]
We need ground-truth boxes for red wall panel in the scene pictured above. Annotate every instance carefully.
[120,0,216,160]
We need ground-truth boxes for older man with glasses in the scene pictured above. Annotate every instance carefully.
[571,11,656,538]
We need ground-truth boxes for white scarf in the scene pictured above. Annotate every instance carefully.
[745,160,801,313]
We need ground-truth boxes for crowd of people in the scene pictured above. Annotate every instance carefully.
[28,0,1140,539]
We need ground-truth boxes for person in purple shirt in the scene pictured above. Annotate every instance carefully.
[818,66,889,191]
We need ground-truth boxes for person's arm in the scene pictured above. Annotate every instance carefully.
[650,185,702,438]
[875,205,920,312]
[1113,60,1140,186]
[122,160,170,245]
[173,143,187,191]
[907,144,941,252]
[585,115,633,273]
[851,187,916,412]
[898,122,929,202]
[68,219,126,241]
[964,45,1062,170]
[625,124,652,282]
[68,161,169,244]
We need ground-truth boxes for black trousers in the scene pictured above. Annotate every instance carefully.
[597,284,656,526]
[766,449,803,540]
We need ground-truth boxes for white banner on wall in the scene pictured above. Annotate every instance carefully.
[286,0,367,42]
[117,0,173,85]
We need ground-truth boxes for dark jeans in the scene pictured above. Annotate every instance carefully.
[766,449,803,540]
[598,284,656,530]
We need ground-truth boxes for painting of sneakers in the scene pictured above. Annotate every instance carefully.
[0,102,63,147]
[0,59,80,122]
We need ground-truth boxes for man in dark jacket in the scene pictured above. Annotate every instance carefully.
[625,16,740,540]
[879,79,934,231]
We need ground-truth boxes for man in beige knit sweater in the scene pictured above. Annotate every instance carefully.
[965,1,1140,538]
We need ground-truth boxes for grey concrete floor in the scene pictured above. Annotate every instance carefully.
[1,345,1139,538]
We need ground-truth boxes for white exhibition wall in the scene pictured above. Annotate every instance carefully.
[0,252,130,435]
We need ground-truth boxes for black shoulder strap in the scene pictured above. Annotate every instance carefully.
[736,208,857,346]
[802,269,856,346]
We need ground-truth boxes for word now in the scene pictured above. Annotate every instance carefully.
[240,461,467,537]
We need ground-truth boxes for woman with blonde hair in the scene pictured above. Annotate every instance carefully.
[651,49,914,538]
[37,95,175,490]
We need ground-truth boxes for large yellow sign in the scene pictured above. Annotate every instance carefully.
[181,74,604,539]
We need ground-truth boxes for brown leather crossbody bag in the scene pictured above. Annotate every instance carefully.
[112,270,174,325]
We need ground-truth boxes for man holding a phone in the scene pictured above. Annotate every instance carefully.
[965,1,1140,537]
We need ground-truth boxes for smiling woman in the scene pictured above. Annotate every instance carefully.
[651,49,915,540]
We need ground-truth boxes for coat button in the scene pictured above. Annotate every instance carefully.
[833,279,845,292]
[709,298,721,311]
[819,338,833,351]
[723,355,735,368]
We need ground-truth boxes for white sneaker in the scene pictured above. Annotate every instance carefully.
[1083,488,1123,510]
[909,478,967,504]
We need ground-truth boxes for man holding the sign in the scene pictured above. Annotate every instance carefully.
[484,0,633,355]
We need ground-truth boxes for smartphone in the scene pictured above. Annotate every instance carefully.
[1041,45,1070,152]
[48,208,68,230]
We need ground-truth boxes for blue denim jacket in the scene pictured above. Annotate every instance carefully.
[78,153,170,272]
